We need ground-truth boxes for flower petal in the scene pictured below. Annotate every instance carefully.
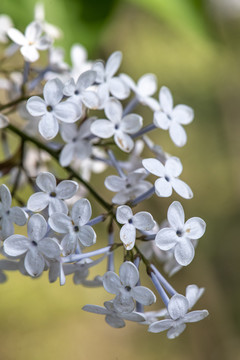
[114,131,134,153]
[0,184,12,209]
[54,101,79,123]
[174,238,195,266]
[105,98,122,123]
[167,201,185,229]
[8,28,26,46]
[27,213,47,241]
[169,122,187,147]
[172,105,194,125]
[159,86,173,113]
[142,158,165,177]
[131,286,156,305]
[82,304,108,315]
[48,213,71,233]
[72,198,92,225]
[184,310,209,323]
[26,96,46,116]
[132,212,155,231]
[38,113,59,140]
[108,77,130,99]
[186,285,205,309]
[113,293,135,313]
[43,78,63,105]
[155,178,173,197]
[116,205,133,224]
[165,157,183,177]
[105,315,125,328]
[184,217,206,239]
[171,178,193,199]
[148,319,173,333]
[24,250,45,277]
[121,114,143,134]
[155,228,178,251]
[138,74,157,97]
[56,180,78,199]
[167,324,186,339]
[104,175,125,191]
[119,261,139,287]
[3,235,29,256]
[120,223,136,250]
[153,111,170,130]
[103,271,122,294]
[78,225,96,247]
[38,238,61,259]
[27,192,49,212]
[36,172,56,192]
[10,207,28,226]
[105,51,122,79]
[168,294,189,320]
[90,119,115,138]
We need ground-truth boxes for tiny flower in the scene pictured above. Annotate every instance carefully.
[59,122,92,167]
[142,157,193,199]
[153,86,194,147]
[120,73,158,109]
[0,15,13,43]
[92,51,130,102]
[148,294,208,338]
[155,201,206,266]
[34,2,62,40]
[105,168,152,205]
[103,261,156,313]
[0,184,28,239]
[83,300,145,328]
[48,198,96,255]
[91,98,142,152]
[27,172,78,215]
[8,21,51,62]
[116,205,155,250]
[63,70,99,110]
[26,78,79,140]
[3,213,61,277]
[71,44,93,80]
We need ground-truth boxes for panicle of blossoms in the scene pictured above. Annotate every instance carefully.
[0,3,209,340]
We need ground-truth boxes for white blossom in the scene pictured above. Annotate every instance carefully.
[148,294,208,338]
[0,15,13,43]
[26,78,79,140]
[0,184,28,239]
[71,44,93,80]
[103,261,156,313]
[142,157,193,199]
[34,2,62,40]
[92,51,130,103]
[8,21,52,62]
[105,168,152,205]
[3,213,61,277]
[48,198,96,255]
[27,172,78,215]
[91,98,142,152]
[155,201,206,266]
[120,73,158,109]
[83,300,145,328]
[116,205,155,250]
[153,86,194,147]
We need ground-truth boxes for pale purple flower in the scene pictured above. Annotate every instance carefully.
[27,172,78,215]
[153,86,194,147]
[103,261,156,313]
[3,214,61,277]
[0,184,28,239]
[83,300,145,328]
[48,198,96,255]
[91,98,142,152]
[148,294,208,338]
[142,157,193,199]
[155,201,206,266]
[116,205,155,250]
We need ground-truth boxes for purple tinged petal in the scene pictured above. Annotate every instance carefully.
[121,114,143,134]
[82,304,108,315]
[142,158,165,177]
[167,323,186,339]
[3,235,29,256]
[90,119,115,138]
[105,98,122,123]
[0,184,12,209]
[172,105,194,125]
[54,101,79,123]
[27,213,47,241]
[10,207,28,226]
[105,315,125,328]
[72,198,92,226]
[184,310,209,323]
[169,122,187,147]
[153,111,170,130]
[105,51,122,79]
[38,238,61,259]
[24,250,45,277]
[43,79,63,105]
[132,286,156,305]
[114,131,134,153]
[78,225,96,247]
[108,77,130,99]
[159,86,173,113]
[56,180,78,199]
[36,172,56,192]
[103,271,122,294]
[116,205,133,224]
[48,198,68,216]
[148,319,174,333]
[104,175,125,191]
[38,113,59,140]
[48,213,71,233]
[120,223,136,250]
[27,192,49,212]
[113,293,135,313]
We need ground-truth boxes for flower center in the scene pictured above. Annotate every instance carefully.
[74,90,79,95]
[128,219,133,224]
[73,225,79,232]
[164,175,170,182]
[47,105,53,112]
[176,230,183,237]
[50,192,57,197]
[125,286,131,292]
[32,240,38,247]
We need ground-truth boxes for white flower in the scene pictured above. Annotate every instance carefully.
[153,86,194,147]
[0,184,28,239]
[71,44,93,80]
[105,168,152,205]
[83,300,145,328]
[8,21,51,62]
[92,51,130,103]
[116,205,155,250]
[27,78,80,140]
[155,201,206,266]
[27,172,78,215]
[142,157,193,199]
[0,15,13,43]
[48,198,96,255]
[148,294,208,338]
[3,214,61,277]
[186,284,205,309]
[34,2,62,40]
[120,73,158,109]
[63,70,99,110]
[91,98,142,152]
[103,261,156,313]
[59,122,92,167]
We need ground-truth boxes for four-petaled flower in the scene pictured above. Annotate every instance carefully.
[103,261,156,313]
[153,86,194,147]
[3,213,61,277]
[155,201,206,266]
[27,172,78,215]
[48,198,96,255]
[116,205,155,250]
[148,294,208,338]
[91,98,142,152]
[27,78,79,140]
[142,157,193,199]
[83,301,146,328]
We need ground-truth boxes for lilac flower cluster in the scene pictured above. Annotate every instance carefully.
[0,4,208,338]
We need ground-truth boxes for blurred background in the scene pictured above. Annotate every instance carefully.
[0,0,240,359]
